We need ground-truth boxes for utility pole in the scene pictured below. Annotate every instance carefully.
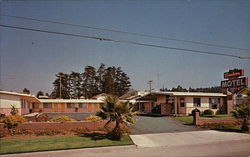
[56,74,66,99]
[148,80,153,93]
[60,76,62,99]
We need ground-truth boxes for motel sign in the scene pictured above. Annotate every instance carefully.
[221,69,248,93]
[221,77,248,88]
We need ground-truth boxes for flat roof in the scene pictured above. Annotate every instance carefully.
[39,99,103,103]
[150,91,227,97]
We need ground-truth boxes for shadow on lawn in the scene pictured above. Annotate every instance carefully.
[79,132,121,141]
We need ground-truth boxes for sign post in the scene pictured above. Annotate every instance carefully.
[221,69,248,114]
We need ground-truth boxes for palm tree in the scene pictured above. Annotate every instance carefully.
[231,90,250,131]
[96,95,137,139]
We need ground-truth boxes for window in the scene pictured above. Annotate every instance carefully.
[79,103,87,108]
[180,98,185,107]
[209,98,220,109]
[193,98,201,107]
[21,99,26,108]
[67,103,75,108]
[43,103,52,108]
[32,103,39,109]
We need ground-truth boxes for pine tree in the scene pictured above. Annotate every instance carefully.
[52,73,70,99]
[22,88,30,94]
[82,66,97,98]
[96,63,106,93]
[36,91,44,98]
[69,71,82,98]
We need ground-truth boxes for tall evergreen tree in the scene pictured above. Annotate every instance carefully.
[69,71,83,98]
[82,66,97,98]
[96,63,106,93]
[103,66,116,95]
[52,73,70,99]
[51,64,131,98]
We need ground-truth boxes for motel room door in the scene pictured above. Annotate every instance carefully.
[61,104,65,112]
[54,104,58,112]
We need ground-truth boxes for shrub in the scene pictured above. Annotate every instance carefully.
[84,115,102,122]
[49,116,76,122]
[203,109,214,115]
[216,105,227,114]
[0,113,6,118]
[34,114,50,122]
[11,129,32,135]
[0,131,6,138]
[35,130,61,136]
[10,105,18,115]
[3,115,27,134]
[72,128,90,136]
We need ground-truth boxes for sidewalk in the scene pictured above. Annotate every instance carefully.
[130,130,250,147]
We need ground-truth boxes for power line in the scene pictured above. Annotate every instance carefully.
[0,23,250,59]
[1,13,250,52]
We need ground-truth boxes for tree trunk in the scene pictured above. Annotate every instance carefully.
[112,119,122,140]
[241,118,249,131]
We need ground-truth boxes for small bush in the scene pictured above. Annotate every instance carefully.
[3,115,27,133]
[49,116,76,122]
[0,131,6,138]
[11,129,33,135]
[203,109,214,115]
[35,130,61,136]
[84,115,102,122]
[10,105,18,115]
[72,128,91,136]
[0,113,6,118]
[34,114,50,122]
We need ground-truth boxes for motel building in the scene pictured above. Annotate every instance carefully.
[0,91,40,116]
[0,89,244,117]
[0,90,103,116]
[127,91,227,116]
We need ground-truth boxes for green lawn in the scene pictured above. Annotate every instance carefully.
[174,116,193,125]
[201,114,232,118]
[174,114,232,125]
[0,135,134,155]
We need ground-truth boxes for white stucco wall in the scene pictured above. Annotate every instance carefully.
[0,94,21,108]
[185,96,222,114]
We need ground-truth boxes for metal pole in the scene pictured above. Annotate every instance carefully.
[148,80,153,92]
[60,76,62,99]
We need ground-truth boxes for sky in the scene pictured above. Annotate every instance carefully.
[0,0,250,94]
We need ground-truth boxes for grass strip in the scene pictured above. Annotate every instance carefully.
[0,135,134,155]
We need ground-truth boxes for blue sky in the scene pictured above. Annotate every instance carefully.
[0,0,249,94]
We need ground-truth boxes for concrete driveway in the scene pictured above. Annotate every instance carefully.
[130,130,250,147]
[131,116,199,134]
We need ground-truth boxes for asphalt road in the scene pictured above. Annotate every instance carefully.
[131,116,200,134]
